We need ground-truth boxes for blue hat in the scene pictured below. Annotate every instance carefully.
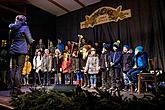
[123,44,129,49]
[103,43,111,50]
[135,46,143,52]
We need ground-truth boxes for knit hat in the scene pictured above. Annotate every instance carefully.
[113,40,120,48]
[15,15,26,23]
[123,44,129,49]
[103,43,111,50]
[135,45,143,52]
[90,48,96,51]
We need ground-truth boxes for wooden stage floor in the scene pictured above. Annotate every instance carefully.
[0,85,155,110]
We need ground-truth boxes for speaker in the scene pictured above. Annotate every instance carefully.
[53,84,77,92]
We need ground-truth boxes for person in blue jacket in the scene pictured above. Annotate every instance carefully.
[109,40,122,90]
[56,38,64,53]
[127,45,148,91]
[9,15,34,94]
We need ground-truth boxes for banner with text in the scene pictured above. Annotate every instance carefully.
[80,6,131,29]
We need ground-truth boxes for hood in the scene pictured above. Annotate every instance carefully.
[135,46,143,52]
[9,22,26,30]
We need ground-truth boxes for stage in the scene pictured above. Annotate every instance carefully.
[0,84,155,110]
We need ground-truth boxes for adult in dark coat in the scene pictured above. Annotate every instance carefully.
[9,15,34,94]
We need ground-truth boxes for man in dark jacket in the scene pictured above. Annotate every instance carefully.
[9,15,34,94]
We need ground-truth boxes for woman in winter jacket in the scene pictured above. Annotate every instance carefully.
[9,15,34,94]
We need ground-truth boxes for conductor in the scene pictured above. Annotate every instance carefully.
[9,15,34,94]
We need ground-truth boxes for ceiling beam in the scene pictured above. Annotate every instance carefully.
[0,4,25,15]
[0,0,28,4]
[48,0,70,13]
[73,0,85,7]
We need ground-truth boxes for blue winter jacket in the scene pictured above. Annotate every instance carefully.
[109,50,122,68]
[56,43,64,53]
[134,52,148,71]
[9,22,34,55]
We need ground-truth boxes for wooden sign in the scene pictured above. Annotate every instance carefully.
[80,6,131,29]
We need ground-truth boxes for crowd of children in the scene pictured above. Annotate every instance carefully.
[21,37,149,92]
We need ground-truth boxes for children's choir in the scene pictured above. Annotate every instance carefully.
[21,38,149,92]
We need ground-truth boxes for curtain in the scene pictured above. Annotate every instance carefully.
[56,0,165,71]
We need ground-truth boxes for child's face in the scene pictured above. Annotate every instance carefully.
[82,39,85,43]
[102,48,106,53]
[91,51,95,55]
[135,50,139,55]
[44,49,49,55]
[65,46,68,50]
[123,47,128,53]
[39,39,42,44]
[50,41,53,47]
[55,51,59,55]
[67,41,71,45]
[113,46,117,51]
[25,56,29,61]
[82,48,87,52]
[37,51,41,56]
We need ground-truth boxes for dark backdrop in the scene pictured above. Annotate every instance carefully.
[26,5,56,46]
[56,0,165,71]
[0,4,56,48]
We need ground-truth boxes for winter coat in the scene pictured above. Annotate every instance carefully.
[61,60,72,74]
[52,55,62,72]
[41,55,52,72]
[109,50,122,68]
[134,52,148,71]
[99,52,109,70]
[122,52,134,72]
[9,22,34,55]
[72,56,80,72]
[85,54,100,74]
[79,51,88,70]
[33,55,43,73]
[22,61,32,75]
[56,43,64,53]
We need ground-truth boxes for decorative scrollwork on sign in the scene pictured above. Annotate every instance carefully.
[80,6,131,29]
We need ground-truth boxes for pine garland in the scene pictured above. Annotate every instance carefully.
[10,86,165,110]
